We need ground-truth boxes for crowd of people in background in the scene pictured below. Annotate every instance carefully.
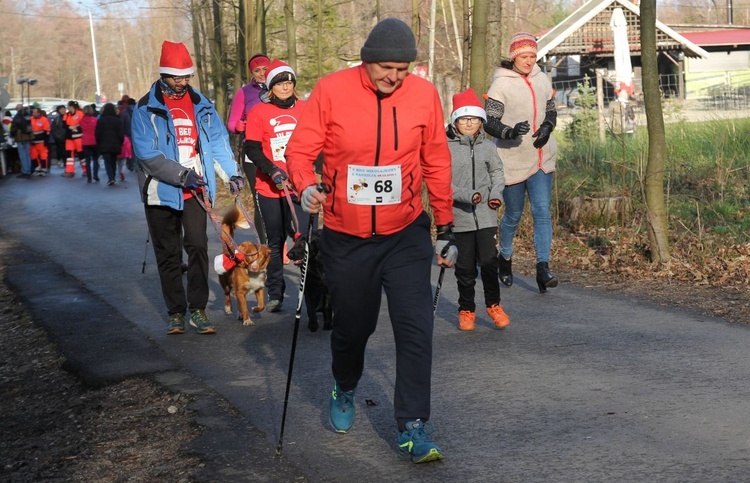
[1,96,136,185]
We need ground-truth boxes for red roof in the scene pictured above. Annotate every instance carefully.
[680,29,750,46]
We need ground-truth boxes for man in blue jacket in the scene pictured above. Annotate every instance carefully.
[132,40,244,335]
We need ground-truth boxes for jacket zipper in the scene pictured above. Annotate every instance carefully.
[371,96,383,236]
[392,107,398,151]
[471,143,479,230]
[523,75,543,167]
[330,171,338,216]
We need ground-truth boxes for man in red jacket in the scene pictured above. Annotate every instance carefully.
[286,17,457,464]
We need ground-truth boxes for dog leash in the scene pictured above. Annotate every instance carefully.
[233,194,263,244]
[191,188,239,260]
[280,181,303,239]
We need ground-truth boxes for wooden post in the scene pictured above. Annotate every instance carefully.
[678,61,685,99]
[596,68,605,143]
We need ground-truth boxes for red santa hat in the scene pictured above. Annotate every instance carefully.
[265,59,296,89]
[159,41,195,77]
[450,88,487,125]
[213,252,246,275]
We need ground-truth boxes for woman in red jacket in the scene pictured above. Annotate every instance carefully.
[243,59,309,313]
[80,104,99,183]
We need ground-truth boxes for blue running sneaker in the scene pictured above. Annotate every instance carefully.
[397,420,444,463]
[329,382,355,433]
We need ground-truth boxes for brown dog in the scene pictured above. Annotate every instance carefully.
[218,206,270,326]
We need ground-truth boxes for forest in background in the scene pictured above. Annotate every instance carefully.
[2,0,749,119]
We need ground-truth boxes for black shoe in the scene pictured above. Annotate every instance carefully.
[498,256,513,287]
[536,262,558,293]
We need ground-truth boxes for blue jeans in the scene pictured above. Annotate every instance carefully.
[499,169,554,263]
[17,142,31,175]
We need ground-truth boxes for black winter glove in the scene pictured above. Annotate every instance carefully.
[510,121,530,139]
[182,169,206,189]
[435,225,458,264]
[270,168,288,190]
[532,122,553,149]
[229,175,244,194]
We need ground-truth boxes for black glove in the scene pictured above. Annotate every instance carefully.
[510,121,530,139]
[270,168,288,190]
[229,175,244,194]
[532,122,553,148]
[471,192,482,205]
[435,225,458,264]
[182,169,206,188]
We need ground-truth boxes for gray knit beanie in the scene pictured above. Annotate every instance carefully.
[360,18,417,63]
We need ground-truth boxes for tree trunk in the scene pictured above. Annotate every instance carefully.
[245,0,256,56]
[412,0,420,43]
[258,0,267,54]
[237,0,247,86]
[640,0,670,263]
[316,0,322,78]
[461,0,470,89]
[469,0,487,96]
[485,0,502,90]
[211,0,227,117]
[284,0,297,72]
[191,0,207,92]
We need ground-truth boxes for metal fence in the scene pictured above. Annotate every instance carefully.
[552,73,750,121]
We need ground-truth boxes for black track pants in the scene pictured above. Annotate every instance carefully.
[322,212,434,431]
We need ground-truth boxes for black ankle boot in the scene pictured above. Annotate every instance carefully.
[536,262,558,293]
[498,256,513,286]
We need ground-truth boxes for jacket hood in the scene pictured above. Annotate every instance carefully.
[490,63,542,84]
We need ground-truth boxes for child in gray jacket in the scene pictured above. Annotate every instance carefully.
[447,88,508,331]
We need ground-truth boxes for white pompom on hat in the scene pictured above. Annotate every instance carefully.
[265,59,296,89]
[159,41,195,76]
[450,88,487,125]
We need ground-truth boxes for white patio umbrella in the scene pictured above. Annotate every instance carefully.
[610,7,635,99]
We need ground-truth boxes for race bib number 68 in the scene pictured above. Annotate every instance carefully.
[347,164,402,205]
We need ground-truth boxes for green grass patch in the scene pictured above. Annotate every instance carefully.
[556,116,750,243]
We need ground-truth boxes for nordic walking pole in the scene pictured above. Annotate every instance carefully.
[276,212,315,456]
[433,266,445,316]
[277,184,329,455]
[141,231,150,274]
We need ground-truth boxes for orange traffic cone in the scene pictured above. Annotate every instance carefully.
[62,155,75,178]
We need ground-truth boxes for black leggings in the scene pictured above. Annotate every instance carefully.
[242,160,267,244]
[454,227,500,312]
[256,194,309,301]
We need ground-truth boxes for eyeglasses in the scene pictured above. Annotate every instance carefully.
[168,74,193,83]
[456,117,481,125]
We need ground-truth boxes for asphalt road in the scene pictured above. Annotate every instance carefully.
[2,165,750,482]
